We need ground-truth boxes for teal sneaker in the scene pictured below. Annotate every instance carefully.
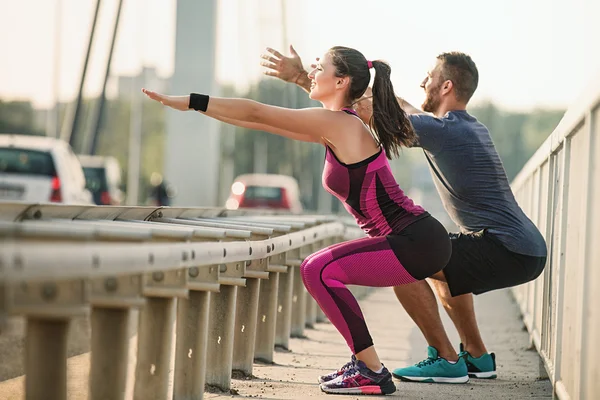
[391,346,469,384]
[459,343,497,379]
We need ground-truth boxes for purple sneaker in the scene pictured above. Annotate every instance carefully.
[320,360,396,395]
[318,355,357,384]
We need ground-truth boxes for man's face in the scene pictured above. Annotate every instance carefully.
[420,61,444,113]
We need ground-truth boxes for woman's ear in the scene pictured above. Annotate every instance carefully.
[336,76,350,90]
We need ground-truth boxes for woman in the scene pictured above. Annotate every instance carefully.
[143,46,451,396]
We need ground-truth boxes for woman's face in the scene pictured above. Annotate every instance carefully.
[307,53,340,102]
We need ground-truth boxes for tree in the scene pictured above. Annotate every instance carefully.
[470,102,564,180]
[0,100,44,136]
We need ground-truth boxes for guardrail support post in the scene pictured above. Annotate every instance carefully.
[232,277,261,375]
[26,317,70,400]
[90,307,131,400]
[254,271,280,363]
[316,307,327,323]
[305,295,318,328]
[291,266,307,338]
[205,285,238,390]
[133,297,177,400]
[276,266,294,349]
[173,290,211,400]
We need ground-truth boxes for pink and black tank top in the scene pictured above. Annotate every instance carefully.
[322,109,429,237]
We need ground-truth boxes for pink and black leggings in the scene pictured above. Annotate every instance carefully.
[300,215,451,354]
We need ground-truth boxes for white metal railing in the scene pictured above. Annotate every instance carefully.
[0,202,367,400]
[511,76,600,400]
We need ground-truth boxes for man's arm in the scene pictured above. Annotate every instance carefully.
[351,87,444,152]
[396,96,424,115]
[352,87,428,125]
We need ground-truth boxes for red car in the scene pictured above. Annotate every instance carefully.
[225,174,303,213]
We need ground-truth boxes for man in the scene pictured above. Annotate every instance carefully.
[261,46,547,383]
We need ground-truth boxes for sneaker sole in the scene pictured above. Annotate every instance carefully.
[320,381,397,395]
[469,371,497,379]
[392,374,469,384]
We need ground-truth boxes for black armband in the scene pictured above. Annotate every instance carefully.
[189,93,209,112]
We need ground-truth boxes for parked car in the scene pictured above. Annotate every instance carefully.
[0,134,93,204]
[78,155,124,205]
[225,173,303,213]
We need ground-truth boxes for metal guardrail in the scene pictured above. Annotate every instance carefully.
[0,202,368,400]
[511,76,600,400]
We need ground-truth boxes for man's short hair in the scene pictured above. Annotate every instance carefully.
[437,52,479,103]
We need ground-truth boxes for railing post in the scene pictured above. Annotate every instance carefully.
[173,264,219,400]
[6,279,88,400]
[134,269,188,400]
[304,289,318,329]
[289,246,307,338]
[232,251,271,375]
[173,291,211,400]
[205,261,245,391]
[575,111,596,398]
[551,139,572,393]
[89,274,145,400]
[232,277,261,375]
[255,263,284,362]
[133,296,177,400]
[205,285,238,390]
[26,318,70,400]
[275,255,294,349]
[316,303,327,323]
[90,308,131,400]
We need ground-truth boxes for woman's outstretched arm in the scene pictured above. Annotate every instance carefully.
[211,114,321,143]
[142,89,340,142]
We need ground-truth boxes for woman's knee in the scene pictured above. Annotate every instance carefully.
[300,255,325,288]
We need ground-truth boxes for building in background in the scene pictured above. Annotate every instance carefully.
[116,67,169,99]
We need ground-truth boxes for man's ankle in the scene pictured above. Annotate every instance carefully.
[463,343,487,358]
[439,352,459,362]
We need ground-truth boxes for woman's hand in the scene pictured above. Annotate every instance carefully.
[142,88,189,111]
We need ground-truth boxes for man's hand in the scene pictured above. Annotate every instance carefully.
[353,87,373,125]
[261,45,312,92]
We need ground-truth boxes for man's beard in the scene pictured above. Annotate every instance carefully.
[422,84,442,113]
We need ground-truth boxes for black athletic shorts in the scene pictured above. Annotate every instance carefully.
[443,229,546,297]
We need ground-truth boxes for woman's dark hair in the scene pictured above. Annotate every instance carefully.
[328,46,415,159]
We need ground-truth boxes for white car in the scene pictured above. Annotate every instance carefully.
[78,155,124,205]
[0,134,93,204]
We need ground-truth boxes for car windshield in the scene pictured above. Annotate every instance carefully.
[83,167,108,192]
[0,147,56,176]
[244,186,283,201]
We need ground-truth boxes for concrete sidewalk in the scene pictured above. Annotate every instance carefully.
[206,287,552,399]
